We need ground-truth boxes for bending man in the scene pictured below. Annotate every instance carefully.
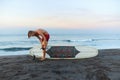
[28,29,50,61]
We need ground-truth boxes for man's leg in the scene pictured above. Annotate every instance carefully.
[40,48,46,61]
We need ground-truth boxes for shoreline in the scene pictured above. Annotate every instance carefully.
[0,49,120,80]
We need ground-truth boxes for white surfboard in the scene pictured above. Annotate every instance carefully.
[29,45,98,59]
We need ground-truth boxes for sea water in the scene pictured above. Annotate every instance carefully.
[0,34,120,56]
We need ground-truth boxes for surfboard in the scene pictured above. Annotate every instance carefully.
[29,45,98,59]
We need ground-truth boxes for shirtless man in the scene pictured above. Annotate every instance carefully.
[28,29,50,61]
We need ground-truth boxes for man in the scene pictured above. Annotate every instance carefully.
[28,29,50,61]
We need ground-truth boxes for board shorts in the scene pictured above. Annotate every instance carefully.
[42,33,50,42]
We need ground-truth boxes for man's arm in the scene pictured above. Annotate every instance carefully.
[36,35,42,43]
[36,33,47,49]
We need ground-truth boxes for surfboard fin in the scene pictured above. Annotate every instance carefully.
[33,55,36,60]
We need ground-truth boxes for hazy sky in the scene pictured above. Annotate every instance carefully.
[0,0,120,34]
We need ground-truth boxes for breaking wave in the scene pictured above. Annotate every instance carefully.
[0,47,32,52]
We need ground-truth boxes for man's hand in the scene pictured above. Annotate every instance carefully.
[41,47,45,50]
[41,43,45,50]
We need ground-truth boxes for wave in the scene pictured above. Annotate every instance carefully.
[91,39,120,42]
[0,47,32,52]
[51,38,120,42]
[51,39,94,42]
[0,38,119,44]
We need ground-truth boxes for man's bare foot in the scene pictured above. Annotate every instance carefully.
[40,58,46,61]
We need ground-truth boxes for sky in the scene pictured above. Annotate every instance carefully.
[0,0,120,34]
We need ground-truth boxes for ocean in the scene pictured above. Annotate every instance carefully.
[0,34,120,56]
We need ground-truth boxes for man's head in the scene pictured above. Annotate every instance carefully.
[28,31,35,38]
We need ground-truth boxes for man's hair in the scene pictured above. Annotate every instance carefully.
[28,30,34,38]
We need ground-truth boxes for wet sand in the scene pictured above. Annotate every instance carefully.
[0,49,120,80]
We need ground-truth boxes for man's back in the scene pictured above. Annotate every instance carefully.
[35,29,48,35]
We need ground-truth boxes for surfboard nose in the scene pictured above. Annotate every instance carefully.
[75,46,98,58]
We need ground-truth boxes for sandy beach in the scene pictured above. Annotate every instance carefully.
[0,49,120,80]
